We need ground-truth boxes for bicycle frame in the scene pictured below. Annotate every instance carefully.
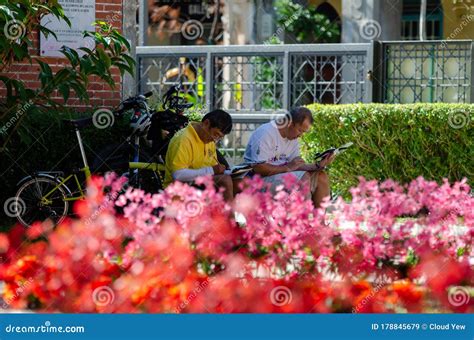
[129,161,165,173]
[40,169,89,203]
[129,99,152,178]
[127,103,166,188]
[42,128,92,203]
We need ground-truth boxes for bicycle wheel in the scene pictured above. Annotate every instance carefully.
[15,176,69,228]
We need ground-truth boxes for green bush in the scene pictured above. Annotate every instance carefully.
[302,103,474,197]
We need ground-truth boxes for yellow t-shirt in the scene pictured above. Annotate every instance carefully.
[164,123,217,187]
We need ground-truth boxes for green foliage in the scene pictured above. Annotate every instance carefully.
[0,0,71,68]
[302,103,474,197]
[0,1,135,151]
[149,96,204,122]
[274,0,340,43]
[184,105,204,122]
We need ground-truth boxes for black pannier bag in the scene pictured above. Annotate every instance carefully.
[147,109,189,160]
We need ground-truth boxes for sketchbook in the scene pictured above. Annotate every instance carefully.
[313,142,354,162]
[223,161,265,178]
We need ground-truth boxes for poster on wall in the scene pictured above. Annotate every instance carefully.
[40,0,95,57]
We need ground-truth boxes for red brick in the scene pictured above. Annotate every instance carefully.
[0,0,124,109]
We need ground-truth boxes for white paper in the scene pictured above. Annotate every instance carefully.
[40,0,95,57]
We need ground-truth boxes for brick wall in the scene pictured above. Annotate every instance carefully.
[0,0,124,110]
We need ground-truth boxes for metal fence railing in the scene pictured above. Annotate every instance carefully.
[136,40,473,163]
[136,43,373,113]
[379,40,473,103]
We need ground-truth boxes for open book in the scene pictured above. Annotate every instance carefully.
[223,161,265,179]
[313,142,353,162]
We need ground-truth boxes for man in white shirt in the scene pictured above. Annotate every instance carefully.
[244,107,334,208]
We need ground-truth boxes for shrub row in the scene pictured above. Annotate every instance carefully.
[303,103,473,196]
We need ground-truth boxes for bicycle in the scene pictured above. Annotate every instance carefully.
[15,116,98,227]
[14,85,229,228]
[91,90,164,192]
[14,92,156,227]
[93,83,229,192]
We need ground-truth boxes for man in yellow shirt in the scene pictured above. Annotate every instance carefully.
[164,109,235,200]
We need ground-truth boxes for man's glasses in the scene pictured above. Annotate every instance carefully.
[211,130,225,142]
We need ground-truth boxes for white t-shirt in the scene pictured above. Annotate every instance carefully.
[244,122,300,165]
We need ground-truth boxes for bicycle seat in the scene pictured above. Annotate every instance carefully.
[62,117,94,130]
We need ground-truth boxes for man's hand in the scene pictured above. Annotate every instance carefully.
[297,163,320,172]
[212,163,226,175]
[318,153,336,168]
[287,158,305,172]
[161,129,170,139]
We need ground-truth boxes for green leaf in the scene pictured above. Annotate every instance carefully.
[79,57,93,74]
[114,62,133,76]
[38,26,58,40]
[54,69,71,85]
[58,84,70,102]
[97,48,111,68]
[0,76,13,98]
[60,45,80,66]
[12,43,27,60]
[114,34,131,50]
[37,60,53,87]
[69,81,88,102]
[78,47,94,55]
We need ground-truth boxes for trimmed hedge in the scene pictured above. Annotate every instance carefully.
[302,103,474,197]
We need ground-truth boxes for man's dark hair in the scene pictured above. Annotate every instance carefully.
[202,109,233,134]
[289,106,314,125]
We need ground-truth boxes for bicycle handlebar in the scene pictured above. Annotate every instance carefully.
[113,83,194,117]
[112,92,152,116]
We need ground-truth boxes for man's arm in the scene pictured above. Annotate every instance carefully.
[292,154,336,172]
[172,167,214,182]
[167,135,226,182]
[252,158,305,176]
[173,163,226,182]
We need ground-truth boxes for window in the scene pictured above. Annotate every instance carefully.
[401,0,443,40]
